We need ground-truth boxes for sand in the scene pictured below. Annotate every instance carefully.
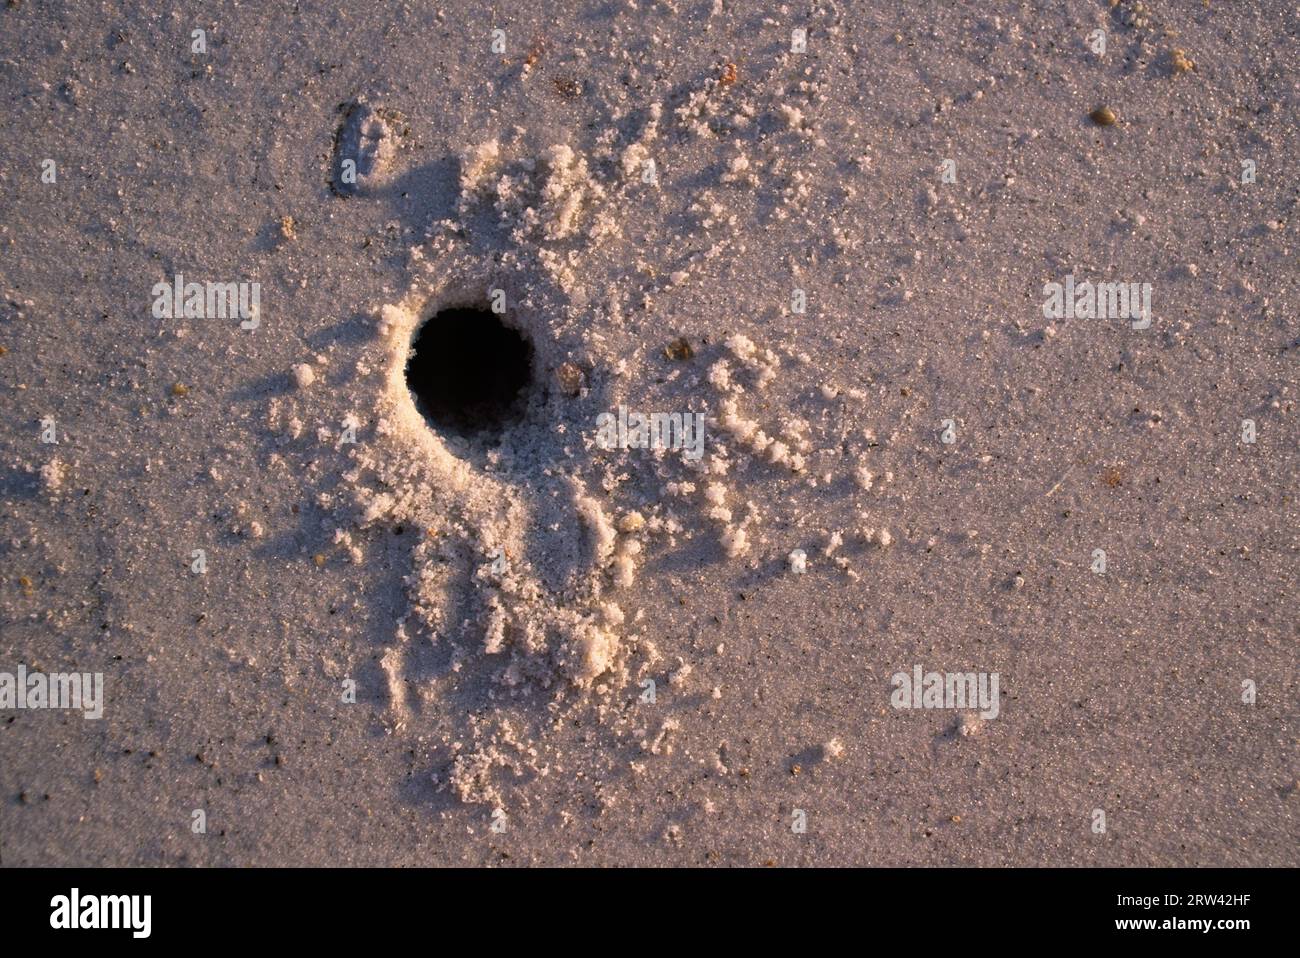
[0,0,1295,866]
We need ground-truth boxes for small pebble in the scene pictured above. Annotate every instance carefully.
[1089,106,1117,127]
[556,361,584,396]
[664,337,694,361]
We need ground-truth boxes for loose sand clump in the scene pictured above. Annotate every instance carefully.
[455,139,618,289]
[39,457,63,497]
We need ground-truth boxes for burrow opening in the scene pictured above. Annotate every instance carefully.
[406,306,534,441]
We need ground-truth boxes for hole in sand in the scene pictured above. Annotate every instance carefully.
[406,306,534,441]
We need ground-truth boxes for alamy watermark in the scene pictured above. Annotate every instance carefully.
[151,272,260,329]
[1042,274,1151,329]
[595,405,705,460]
[0,666,104,719]
[890,665,1000,720]
[50,889,150,938]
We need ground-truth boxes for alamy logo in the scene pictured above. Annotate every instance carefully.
[1042,273,1151,329]
[50,889,150,938]
[890,665,1000,720]
[151,272,260,329]
[0,666,103,719]
[595,405,705,461]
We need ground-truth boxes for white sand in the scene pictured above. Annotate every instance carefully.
[0,0,1295,866]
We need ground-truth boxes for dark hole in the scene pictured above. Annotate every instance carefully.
[406,306,533,440]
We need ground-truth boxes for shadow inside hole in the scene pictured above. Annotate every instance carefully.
[406,306,534,441]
